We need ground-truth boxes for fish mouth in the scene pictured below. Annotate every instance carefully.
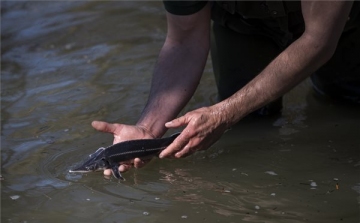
[68,147,106,173]
[68,169,91,173]
[68,165,92,173]
[69,165,105,173]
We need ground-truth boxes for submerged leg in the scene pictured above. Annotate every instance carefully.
[211,22,284,115]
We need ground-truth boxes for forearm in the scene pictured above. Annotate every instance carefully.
[137,38,210,138]
[215,34,337,126]
[214,1,353,127]
[155,1,354,159]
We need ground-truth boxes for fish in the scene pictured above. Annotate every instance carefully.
[69,132,180,180]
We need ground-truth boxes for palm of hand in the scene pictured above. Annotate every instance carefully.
[91,120,154,175]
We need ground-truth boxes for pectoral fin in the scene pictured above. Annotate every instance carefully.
[111,165,124,181]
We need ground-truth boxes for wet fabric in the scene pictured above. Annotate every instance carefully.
[310,11,360,104]
[210,21,284,115]
[163,1,207,15]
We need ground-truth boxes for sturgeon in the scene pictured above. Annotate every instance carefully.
[69,132,180,180]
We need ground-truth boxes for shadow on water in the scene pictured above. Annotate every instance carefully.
[1,1,359,223]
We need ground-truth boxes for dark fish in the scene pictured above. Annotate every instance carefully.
[69,132,180,180]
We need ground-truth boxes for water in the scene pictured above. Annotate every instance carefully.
[1,2,359,223]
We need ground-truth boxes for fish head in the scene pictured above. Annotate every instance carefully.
[69,147,109,173]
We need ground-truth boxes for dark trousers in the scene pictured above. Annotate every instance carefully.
[210,4,360,107]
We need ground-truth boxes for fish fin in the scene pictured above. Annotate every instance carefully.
[111,165,124,181]
[89,147,105,158]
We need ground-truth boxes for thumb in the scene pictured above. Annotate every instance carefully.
[165,115,188,128]
[91,120,118,134]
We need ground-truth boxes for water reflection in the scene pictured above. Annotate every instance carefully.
[1,1,359,223]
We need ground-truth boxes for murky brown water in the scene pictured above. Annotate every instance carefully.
[1,1,359,223]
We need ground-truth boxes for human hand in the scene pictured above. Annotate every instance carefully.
[159,106,229,158]
[91,120,155,176]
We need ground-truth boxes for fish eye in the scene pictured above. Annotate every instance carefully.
[99,159,110,168]
[86,164,97,171]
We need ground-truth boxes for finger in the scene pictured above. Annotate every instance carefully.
[91,120,119,134]
[165,115,189,128]
[133,158,147,169]
[159,135,189,158]
[175,134,206,158]
[175,145,192,158]
[159,146,180,158]
[119,164,132,173]
[103,169,112,176]
[103,165,130,176]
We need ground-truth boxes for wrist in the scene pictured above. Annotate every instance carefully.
[211,99,246,128]
[135,121,166,139]
[135,124,156,138]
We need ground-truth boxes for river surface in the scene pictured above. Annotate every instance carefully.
[1,1,359,223]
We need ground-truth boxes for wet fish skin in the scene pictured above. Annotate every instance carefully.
[69,132,180,180]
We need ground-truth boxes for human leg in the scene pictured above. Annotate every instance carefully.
[310,13,360,104]
[210,22,283,115]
